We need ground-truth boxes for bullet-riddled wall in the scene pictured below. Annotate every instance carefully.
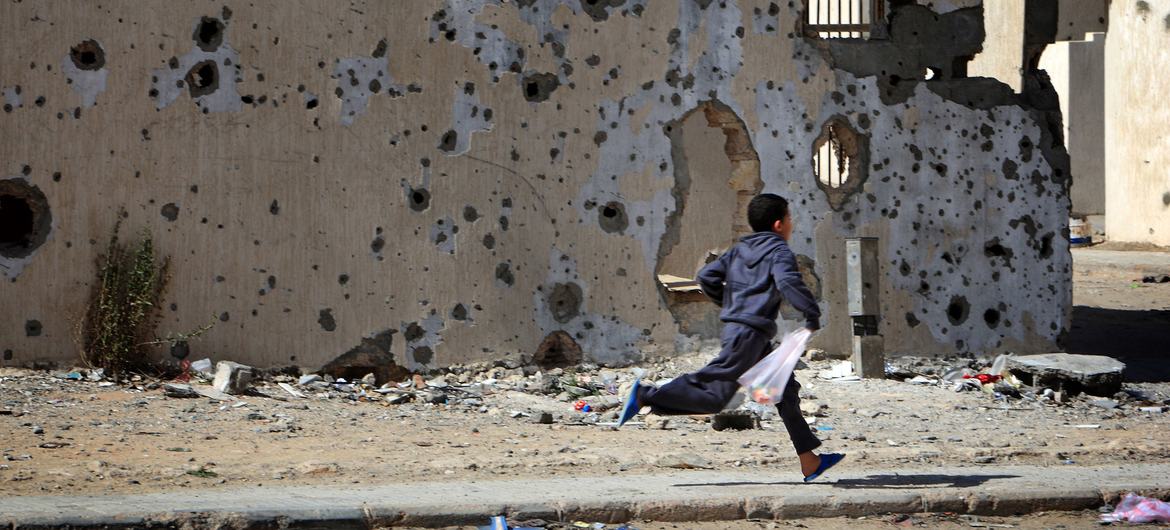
[0,1,1071,371]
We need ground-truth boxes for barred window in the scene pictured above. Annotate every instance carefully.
[806,0,884,39]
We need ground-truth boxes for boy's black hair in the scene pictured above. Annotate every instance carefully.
[747,193,789,233]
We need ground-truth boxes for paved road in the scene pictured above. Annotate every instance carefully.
[3,463,1168,528]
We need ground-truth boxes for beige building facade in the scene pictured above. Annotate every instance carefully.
[1,1,1072,372]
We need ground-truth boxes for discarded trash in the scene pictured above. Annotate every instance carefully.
[963,373,1001,385]
[818,359,854,381]
[574,400,592,413]
[1140,275,1170,284]
[1140,406,1167,413]
[739,328,813,404]
[277,382,306,399]
[1100,492,1170,523]
[189,358,212,375]
[478,515,541,530]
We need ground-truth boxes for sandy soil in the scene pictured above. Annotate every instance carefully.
[2,250,1168,501]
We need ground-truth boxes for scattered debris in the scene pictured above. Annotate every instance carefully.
[1100,492,1170,523]
[1007,353,1125,396]
[163,383,200,398]
[1139,275,1170,284]
[212,361,255,394]
[654,452,713,470]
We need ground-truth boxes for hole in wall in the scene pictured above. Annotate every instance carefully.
[812,117,868,210]
[193,17,226,52]
[521,72,560,103]
[947,296,970,326]
[656,100,762,339]
[185,60,220,98]
[533,330,582,369]
[407,187,431,212]
[597,201,628,233]
[69,40,106,71]
[0,179,52,259]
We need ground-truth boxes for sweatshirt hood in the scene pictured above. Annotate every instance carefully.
[737,232,786,267]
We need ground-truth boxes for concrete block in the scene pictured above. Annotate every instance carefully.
[1007,353,1125,396]
[212,361,254,395]
[852,335,885,379]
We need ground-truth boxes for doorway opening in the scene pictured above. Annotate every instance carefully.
[657,101,762,338]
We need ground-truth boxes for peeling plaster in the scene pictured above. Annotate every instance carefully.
[331,40,407,126]
[403,312,445,369]
[533,249,642,365]
[150,18,242,113]
[441,84,494,155]
[62,40,108,108]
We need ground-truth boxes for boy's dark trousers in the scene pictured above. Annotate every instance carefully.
[637,322,822,455]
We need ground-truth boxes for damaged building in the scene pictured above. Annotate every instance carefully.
[2,0,1092,372]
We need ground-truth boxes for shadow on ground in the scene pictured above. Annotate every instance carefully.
[1064,306,1170,382]
[674,474,1018,489]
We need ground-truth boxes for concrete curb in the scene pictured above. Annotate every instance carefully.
[3,464,1169,528]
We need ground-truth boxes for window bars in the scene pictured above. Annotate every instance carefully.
[806,0,884,39]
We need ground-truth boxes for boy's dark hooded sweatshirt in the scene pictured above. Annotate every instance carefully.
[696,232,821,337]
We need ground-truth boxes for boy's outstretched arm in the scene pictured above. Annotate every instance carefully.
[696,251,730,306]
[771,248,822,330]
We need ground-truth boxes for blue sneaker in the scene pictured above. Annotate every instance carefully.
[803,452,845,483]
[617,379,642,427]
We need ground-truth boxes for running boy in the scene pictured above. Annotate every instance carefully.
[617,193,844,482]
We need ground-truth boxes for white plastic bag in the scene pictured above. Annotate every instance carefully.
[737,328,813,405]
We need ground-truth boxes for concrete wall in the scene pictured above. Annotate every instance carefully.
[1105,1,1170,246]
[0,0,1072,371]
[1067,32,1105,217]
[968,0,1025,91]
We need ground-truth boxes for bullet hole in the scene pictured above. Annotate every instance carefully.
[521,72,559,103]
[411,346,434,365]
[338,274,349,285]
[451,303,468,321]
[25,320,42,337]
[193,17,226,52]
[269,200,280,215]
[305,96,319,109]
[219,312,230,322]
[983,308,1000,328]
[548,282,583,323]
[185,60,220,98]
[0,180,52,259]
[905,312,920,328]
[438,129,458,152]
[533,330,582,369]
[1163,192,1170,207]
[70,40,105,71]
[463,205,480,222]
[579,0,626,21]
[598,201,628,234]
[318,308,336,332]
[407,187,431,212]
[160,203,180,222]
[495,262,514,286]
[1039,232,1054,259]
[593,131,608,145]
[585,55,601,67]
[946,296,970,326]
[483,233,496,249]
[2,349,11,361]
[404,322,425,342]
[370,232,385,254]
[983,238,1013,267]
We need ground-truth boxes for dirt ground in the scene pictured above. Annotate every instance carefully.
[1,248,1168,506]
